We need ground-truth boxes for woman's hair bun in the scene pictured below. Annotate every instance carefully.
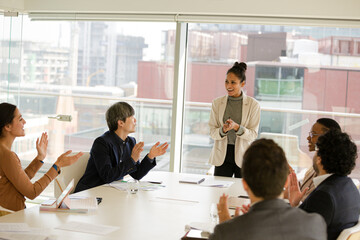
[233,61,247,71]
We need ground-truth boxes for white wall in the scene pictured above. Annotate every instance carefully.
[1,0,360,22]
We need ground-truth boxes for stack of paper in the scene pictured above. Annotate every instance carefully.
[56,221,119,235]
[109,181,165,191]
[0,223,48,240]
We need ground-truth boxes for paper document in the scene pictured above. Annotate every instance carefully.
[0,232,48,240]
[56,221,119,235]
[109,181,164,191]
[199,180,234,188]
[0,223,30,232]
[185,222,214,233]
[66,196,98,210]
[228,196,250,209]
[151,196,198,206]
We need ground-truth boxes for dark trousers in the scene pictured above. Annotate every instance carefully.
[214,144,242,178]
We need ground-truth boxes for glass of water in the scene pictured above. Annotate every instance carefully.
[126,179,140,194]
[210,203,219,224]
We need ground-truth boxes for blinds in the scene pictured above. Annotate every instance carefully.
[26,12,360,28]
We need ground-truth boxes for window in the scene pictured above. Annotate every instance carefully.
[2,14,360,186]
[182,23,360,177]
[1,15,176,187]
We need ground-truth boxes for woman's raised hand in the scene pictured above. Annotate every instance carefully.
[55,150,84,168]
[36,132,48,161]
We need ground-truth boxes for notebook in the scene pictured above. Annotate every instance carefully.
[40,179,97,212]
[179,177,205,184]
[228,196,250,209]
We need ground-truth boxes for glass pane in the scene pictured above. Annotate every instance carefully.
[182,23,360,178]
[0,15,23,104]
[1,15,175,197]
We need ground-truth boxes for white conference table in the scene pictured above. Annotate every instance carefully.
[0,171,246,240]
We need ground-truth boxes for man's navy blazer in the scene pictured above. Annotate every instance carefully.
[300,174,360,240]
[75,131,156,192]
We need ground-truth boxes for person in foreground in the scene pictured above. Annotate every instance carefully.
[209,62,260,178]
[209,139,326,240]
[0,102,83,212]
[290,129,360,240]
[299,118,341,201]
[75,101,168,192]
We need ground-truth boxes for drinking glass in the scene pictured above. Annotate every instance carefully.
[126,179,140,194]
[210,203,218,224]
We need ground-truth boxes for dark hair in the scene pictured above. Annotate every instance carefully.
[226,62,247,83]
[106,102,135,132]
[316,129,357,176]
[242,139,289,199]
[0,102,17,137]
[316,118,341,132]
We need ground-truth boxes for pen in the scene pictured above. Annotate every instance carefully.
[238,195,249,199]
[148,181,163,184]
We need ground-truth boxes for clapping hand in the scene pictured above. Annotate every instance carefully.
[223,118,240,133]
[217,194,232,223]
[131,142,144,162]
[148,142,169,159]
[36,132,48,161]
[239,204,251,214]
[288,171,308,207]
[55,150,84,168]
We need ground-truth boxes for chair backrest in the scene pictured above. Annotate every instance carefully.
[347,232,360,240]
[54,152,90,198]
[337,218,360,240]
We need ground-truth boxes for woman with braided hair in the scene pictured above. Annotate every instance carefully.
[209,62,260,178]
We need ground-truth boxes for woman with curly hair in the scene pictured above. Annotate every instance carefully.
[209,62,260,178]
[289,129,360,240]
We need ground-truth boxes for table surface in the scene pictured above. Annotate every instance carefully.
[0,171,246,240]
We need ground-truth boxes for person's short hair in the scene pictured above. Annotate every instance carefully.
[316,118,341,132]
[0,102,17,137]
[316,129,357,176]
[226,62,247,82]
[105,102,135,132]
[242,139,289,199]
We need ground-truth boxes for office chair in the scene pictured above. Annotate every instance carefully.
[54,152,90,198]
[337,218,360,240]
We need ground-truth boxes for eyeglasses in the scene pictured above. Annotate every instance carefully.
[308,132,322,138]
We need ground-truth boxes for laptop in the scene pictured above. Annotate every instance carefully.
[40,179,97,212]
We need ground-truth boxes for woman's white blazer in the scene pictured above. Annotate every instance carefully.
[208,93,260,168]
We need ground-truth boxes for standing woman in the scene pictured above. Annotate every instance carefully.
[0,102,83,212]
[209,62,260,178]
